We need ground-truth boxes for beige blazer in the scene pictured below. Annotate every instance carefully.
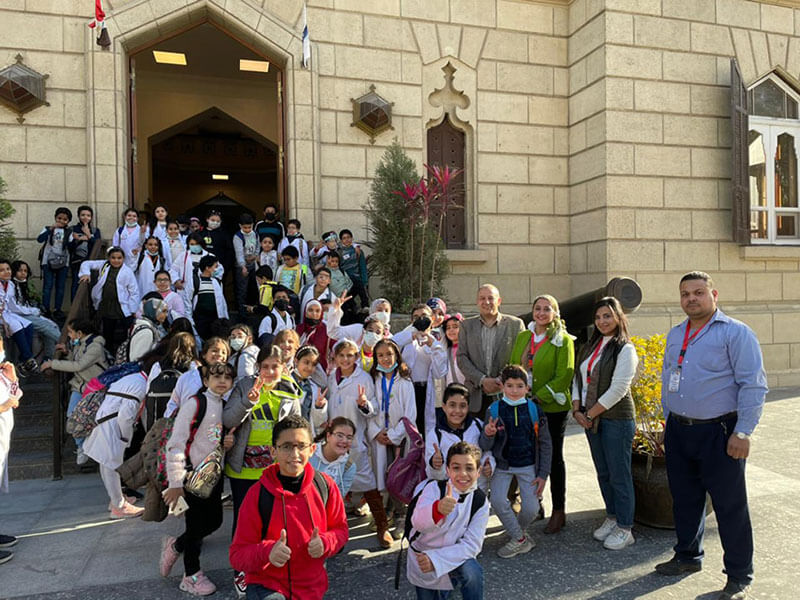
[456,313,525,413]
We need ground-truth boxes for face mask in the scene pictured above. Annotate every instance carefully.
[125,219,138,227]
[71,338,81,347]
[305,317,320,326]
[146,249,159,256]
[265,214,276,222]
[207,221,221,230]
[179,225,188,233]
[189,245,202,254]
[213,265,224,279]
[376,362,397,374]
[373,311,390,325]
[274,298,289,312]
[363,330,382,347]
[229,338,245,352]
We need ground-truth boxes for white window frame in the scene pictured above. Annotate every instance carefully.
[748,75,800,245]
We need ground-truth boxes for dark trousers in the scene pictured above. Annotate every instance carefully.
[175,480,224,576]
[546,410,569,511]
[413,382,427,437]
[42,265,68,313]
[230,476,259,538]
[246,585,286,600]
[11,326,34,361]
[664,414,753,584]
[348,276,369,309]
[101,315,133,356]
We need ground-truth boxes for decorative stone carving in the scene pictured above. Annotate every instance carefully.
[0,55,49,124]
[428,61,470,122]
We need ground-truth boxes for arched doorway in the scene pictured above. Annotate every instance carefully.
[130,21,285,222]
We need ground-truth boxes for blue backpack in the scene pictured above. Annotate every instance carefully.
[488,398,541,438]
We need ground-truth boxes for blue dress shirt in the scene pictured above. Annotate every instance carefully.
[661,309,767,435]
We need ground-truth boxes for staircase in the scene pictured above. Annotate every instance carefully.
[8,374,89,480]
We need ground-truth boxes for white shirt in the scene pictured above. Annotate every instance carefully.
[573,336,638,409]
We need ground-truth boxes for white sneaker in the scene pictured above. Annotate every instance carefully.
[76,448,89,466]
[603,526,635,550]
[592,517,617,541]
[497,536,534,558]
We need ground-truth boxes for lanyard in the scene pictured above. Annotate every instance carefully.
[586,340,605,384]
[527,335,547,369]
[381,373,395,429]
[677,320,707,367]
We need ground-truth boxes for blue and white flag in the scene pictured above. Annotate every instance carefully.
[302,2,311,69]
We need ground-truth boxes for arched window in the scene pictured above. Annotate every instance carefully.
[743,73,800,243]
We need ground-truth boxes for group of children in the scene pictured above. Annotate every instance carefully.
[0,201,565,599]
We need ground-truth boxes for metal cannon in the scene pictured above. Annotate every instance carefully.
[520,277,643,340]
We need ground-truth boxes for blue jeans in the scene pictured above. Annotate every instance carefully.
[27,314,60,359]
[490,466,540,540]
[665,414,753,584]
[246,585,286,600]
[414,559,483,600]
[67,390,84,450]
[586,418,635,528]
[11,326,34,361]
[42,265,68,313]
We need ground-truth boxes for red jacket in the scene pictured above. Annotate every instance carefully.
[229,463,349,600]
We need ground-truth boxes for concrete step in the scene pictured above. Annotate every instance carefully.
[7,448,95,481]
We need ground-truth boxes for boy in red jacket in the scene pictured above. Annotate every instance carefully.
[230,415,349,600]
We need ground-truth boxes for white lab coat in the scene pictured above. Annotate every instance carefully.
[258,308,294,338]
[83,372,147,469]
[164,364,202,418]
[170,250,225,318]
[0,281,31,334]
[112,224,149,270]
[325,305,364,345]
[79,260,141,317]
[135,253,170,296]
[368,373,415,491]
[230,344,259,384]
[323,367,377,493]
[403,338,448,435]
[136,290,185,322]
[407,480,490,591]
[151,222,169,246]
[191,276,229,320]
[164,236,186,265]
[424,417,494,491]
[0,371,20,494]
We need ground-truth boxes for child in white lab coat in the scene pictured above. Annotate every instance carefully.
[0,338,21,564]
[407,441,489,600]
[112,207,149,270]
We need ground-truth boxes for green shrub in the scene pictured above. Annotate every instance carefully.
[0,177,19,262]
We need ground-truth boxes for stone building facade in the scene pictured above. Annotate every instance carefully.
[0,0,799,384]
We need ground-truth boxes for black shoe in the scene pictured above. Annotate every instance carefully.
[0,535,16,548]
[654,556,702,576]
[717,580,750,600]
[0,550,12,565]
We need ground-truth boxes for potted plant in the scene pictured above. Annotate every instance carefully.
[630,334,711,529]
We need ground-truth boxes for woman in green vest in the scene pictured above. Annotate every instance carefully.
[510,294,575,534]
[222,344,303,596]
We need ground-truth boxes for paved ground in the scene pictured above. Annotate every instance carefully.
[2,388,798,600]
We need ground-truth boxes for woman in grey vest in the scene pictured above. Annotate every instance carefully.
[571,297,638,551]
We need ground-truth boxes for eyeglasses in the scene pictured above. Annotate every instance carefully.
[331,432,354,442]
[277,443,312,453]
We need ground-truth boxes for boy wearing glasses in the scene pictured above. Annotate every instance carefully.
[230,415,349,600]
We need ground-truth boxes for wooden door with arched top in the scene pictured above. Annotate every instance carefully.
[427,115,466,249]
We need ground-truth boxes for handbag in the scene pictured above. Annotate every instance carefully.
[385,417,427,504]
[47,251,68,270]
[184,444,223,499]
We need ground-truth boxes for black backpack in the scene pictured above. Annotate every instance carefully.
[143,368,181,431]
[257,470,330,539]
[394,480,486,590]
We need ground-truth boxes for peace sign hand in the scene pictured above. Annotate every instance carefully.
[484,417,499,437]
[333,290,352,310]
[315,387,328,409]
[248,376,266,402]
[356,384,368,408]
[438,481,457,516]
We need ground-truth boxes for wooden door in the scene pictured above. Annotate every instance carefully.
[427,115,466,248]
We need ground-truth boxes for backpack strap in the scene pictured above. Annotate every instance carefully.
[488,400,499,420]
[312,470,329,507]
[526,398,540,439]
[184,393,207,470]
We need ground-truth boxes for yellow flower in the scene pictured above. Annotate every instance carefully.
[631,334,666,456]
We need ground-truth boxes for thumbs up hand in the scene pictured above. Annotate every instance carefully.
[438,481,457,516]
[307,526,324,559]
[269,529,292,567]
[431,443,443,470]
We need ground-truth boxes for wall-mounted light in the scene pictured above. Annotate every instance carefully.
[153,51,187,66]
[212,174,229,181]
[239,59,269,73]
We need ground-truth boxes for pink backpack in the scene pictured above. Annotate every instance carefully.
[386,417,426,504]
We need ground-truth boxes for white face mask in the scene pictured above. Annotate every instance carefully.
[229,338,245,352]
[373,311,390,325]
[125,219,138,227]
[207,220,221,230]
[363,330,382,348]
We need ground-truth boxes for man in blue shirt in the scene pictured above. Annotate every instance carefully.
[655,271,767,600]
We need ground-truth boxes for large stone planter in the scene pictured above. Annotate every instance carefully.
[631,452,712,529]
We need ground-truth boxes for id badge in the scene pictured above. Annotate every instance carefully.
[668,368,681,393]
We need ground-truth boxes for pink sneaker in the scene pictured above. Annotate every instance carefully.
[180,571,217,596]
[110,500,144,519]
[108,495,139,511]
[159,536,181,577]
